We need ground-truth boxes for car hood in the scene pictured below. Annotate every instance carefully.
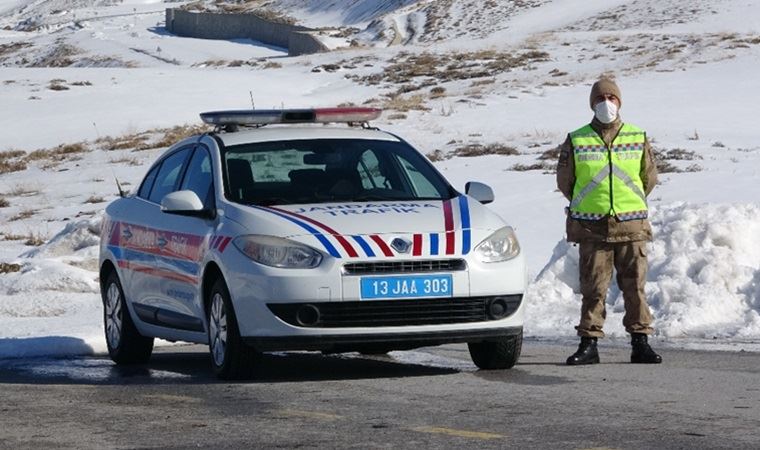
[225,196,509,259]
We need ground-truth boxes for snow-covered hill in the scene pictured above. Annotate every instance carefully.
[1,0,760,358]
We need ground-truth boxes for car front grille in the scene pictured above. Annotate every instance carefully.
[267,295,522,328]
[342,259,466,275]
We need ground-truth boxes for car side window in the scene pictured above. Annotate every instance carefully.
[137,164,160,200]
[148,147,192,204]
[180,147,214,207]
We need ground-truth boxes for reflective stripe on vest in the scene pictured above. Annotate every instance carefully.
[569,123,648,221]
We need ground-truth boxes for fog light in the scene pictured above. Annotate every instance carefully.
[487,298,509,320]
[296,304,320,326]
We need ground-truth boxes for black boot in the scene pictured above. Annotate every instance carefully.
[630,333,662,364]
[566,337,599,365]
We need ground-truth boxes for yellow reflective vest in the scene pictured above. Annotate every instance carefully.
[569,123,648,221]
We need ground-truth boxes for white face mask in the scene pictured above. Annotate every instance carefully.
[594,100,618,124]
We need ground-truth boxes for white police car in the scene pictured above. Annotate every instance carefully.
[99,108,526,379]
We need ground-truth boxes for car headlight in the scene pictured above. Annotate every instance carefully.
[233,235,323,269]
[474,226,521,263]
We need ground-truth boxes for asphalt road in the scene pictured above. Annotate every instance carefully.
[1,341,759,449]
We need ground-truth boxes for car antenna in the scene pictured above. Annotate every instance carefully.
[113,173,127,198]
[249,90,255,110]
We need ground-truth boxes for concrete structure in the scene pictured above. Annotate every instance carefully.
[165,9,330,56]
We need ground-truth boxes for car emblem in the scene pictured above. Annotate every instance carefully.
[390,238,411,254]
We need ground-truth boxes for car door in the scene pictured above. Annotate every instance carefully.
[155,145,217,330]
[124,145,212,334]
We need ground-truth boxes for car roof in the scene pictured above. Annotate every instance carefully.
[214,126,402,147]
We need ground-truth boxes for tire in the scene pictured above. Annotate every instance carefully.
[207,278,259,380]
[102,270,154,364]
[468,332,522,370]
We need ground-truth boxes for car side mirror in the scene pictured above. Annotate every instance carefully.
[465,182,494,204]
[161,190,214,219]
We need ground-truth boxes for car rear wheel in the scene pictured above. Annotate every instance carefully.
[208,278,259,380]
[103,271,154,364]
[468,332,522,370]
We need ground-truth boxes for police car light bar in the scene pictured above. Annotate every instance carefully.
[200,108,382,127]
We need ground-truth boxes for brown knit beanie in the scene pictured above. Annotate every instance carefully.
[589,78,621,109]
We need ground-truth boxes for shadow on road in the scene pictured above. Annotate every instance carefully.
[0,350,459,386]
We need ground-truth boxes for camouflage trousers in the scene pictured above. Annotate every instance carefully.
[575,240,654,338]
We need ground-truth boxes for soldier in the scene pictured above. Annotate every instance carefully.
[556,77,662,365]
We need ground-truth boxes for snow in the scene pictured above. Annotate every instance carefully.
[2,0,760,359]
[0,0,27,15]
[529,203,760,343]
[268,0,422,27]
[0,218,103,357]
[0,66,375,149]
[473,0,631,46]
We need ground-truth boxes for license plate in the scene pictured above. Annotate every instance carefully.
[360,275,453,300]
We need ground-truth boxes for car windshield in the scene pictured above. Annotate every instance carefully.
[222,139,455,206]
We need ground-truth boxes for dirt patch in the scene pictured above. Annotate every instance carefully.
[0,42,32,62]
[656,161,702,173]
[421,0,547,42]
[48,80,69,91]
[425,143,520,161]
[25,234,45,246]
[0,150,27,174]
[454,143,519,157]
[430,86,447,99]
[84,196,106,204]
[355,50,550,88]
[152,124,208,149]
[193,58,278,68]
[96,124,206,152]
[25,143,90,163]
[0,262,22,274]
[567,2,716,31]
[381,94,430,112]
[508,162,555,172]
[20,41,136,68]
[8,209,38,222]
[181,0,298,25]
[108,156,140,166]
[0,159,27,174]
[537,147,560,160]
[653,147,703,173]
[30,44,81,68]
[658,148,702,161]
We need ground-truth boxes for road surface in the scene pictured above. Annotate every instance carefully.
[1,341,759,449]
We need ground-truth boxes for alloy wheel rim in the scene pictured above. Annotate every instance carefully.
[209,293,228,367]
[105,282,122,350]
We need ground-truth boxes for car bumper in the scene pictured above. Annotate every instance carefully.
[222,251,527,341]
[243,326,523,352]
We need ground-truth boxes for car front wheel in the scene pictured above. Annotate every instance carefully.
[102,271,154,364]
[208,278,259,380]
[468,332,522,370]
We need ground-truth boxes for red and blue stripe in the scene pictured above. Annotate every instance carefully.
[210,235,232,252]
[459,195,471,255]
[249,205,343,258]
[252,196,472,259]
